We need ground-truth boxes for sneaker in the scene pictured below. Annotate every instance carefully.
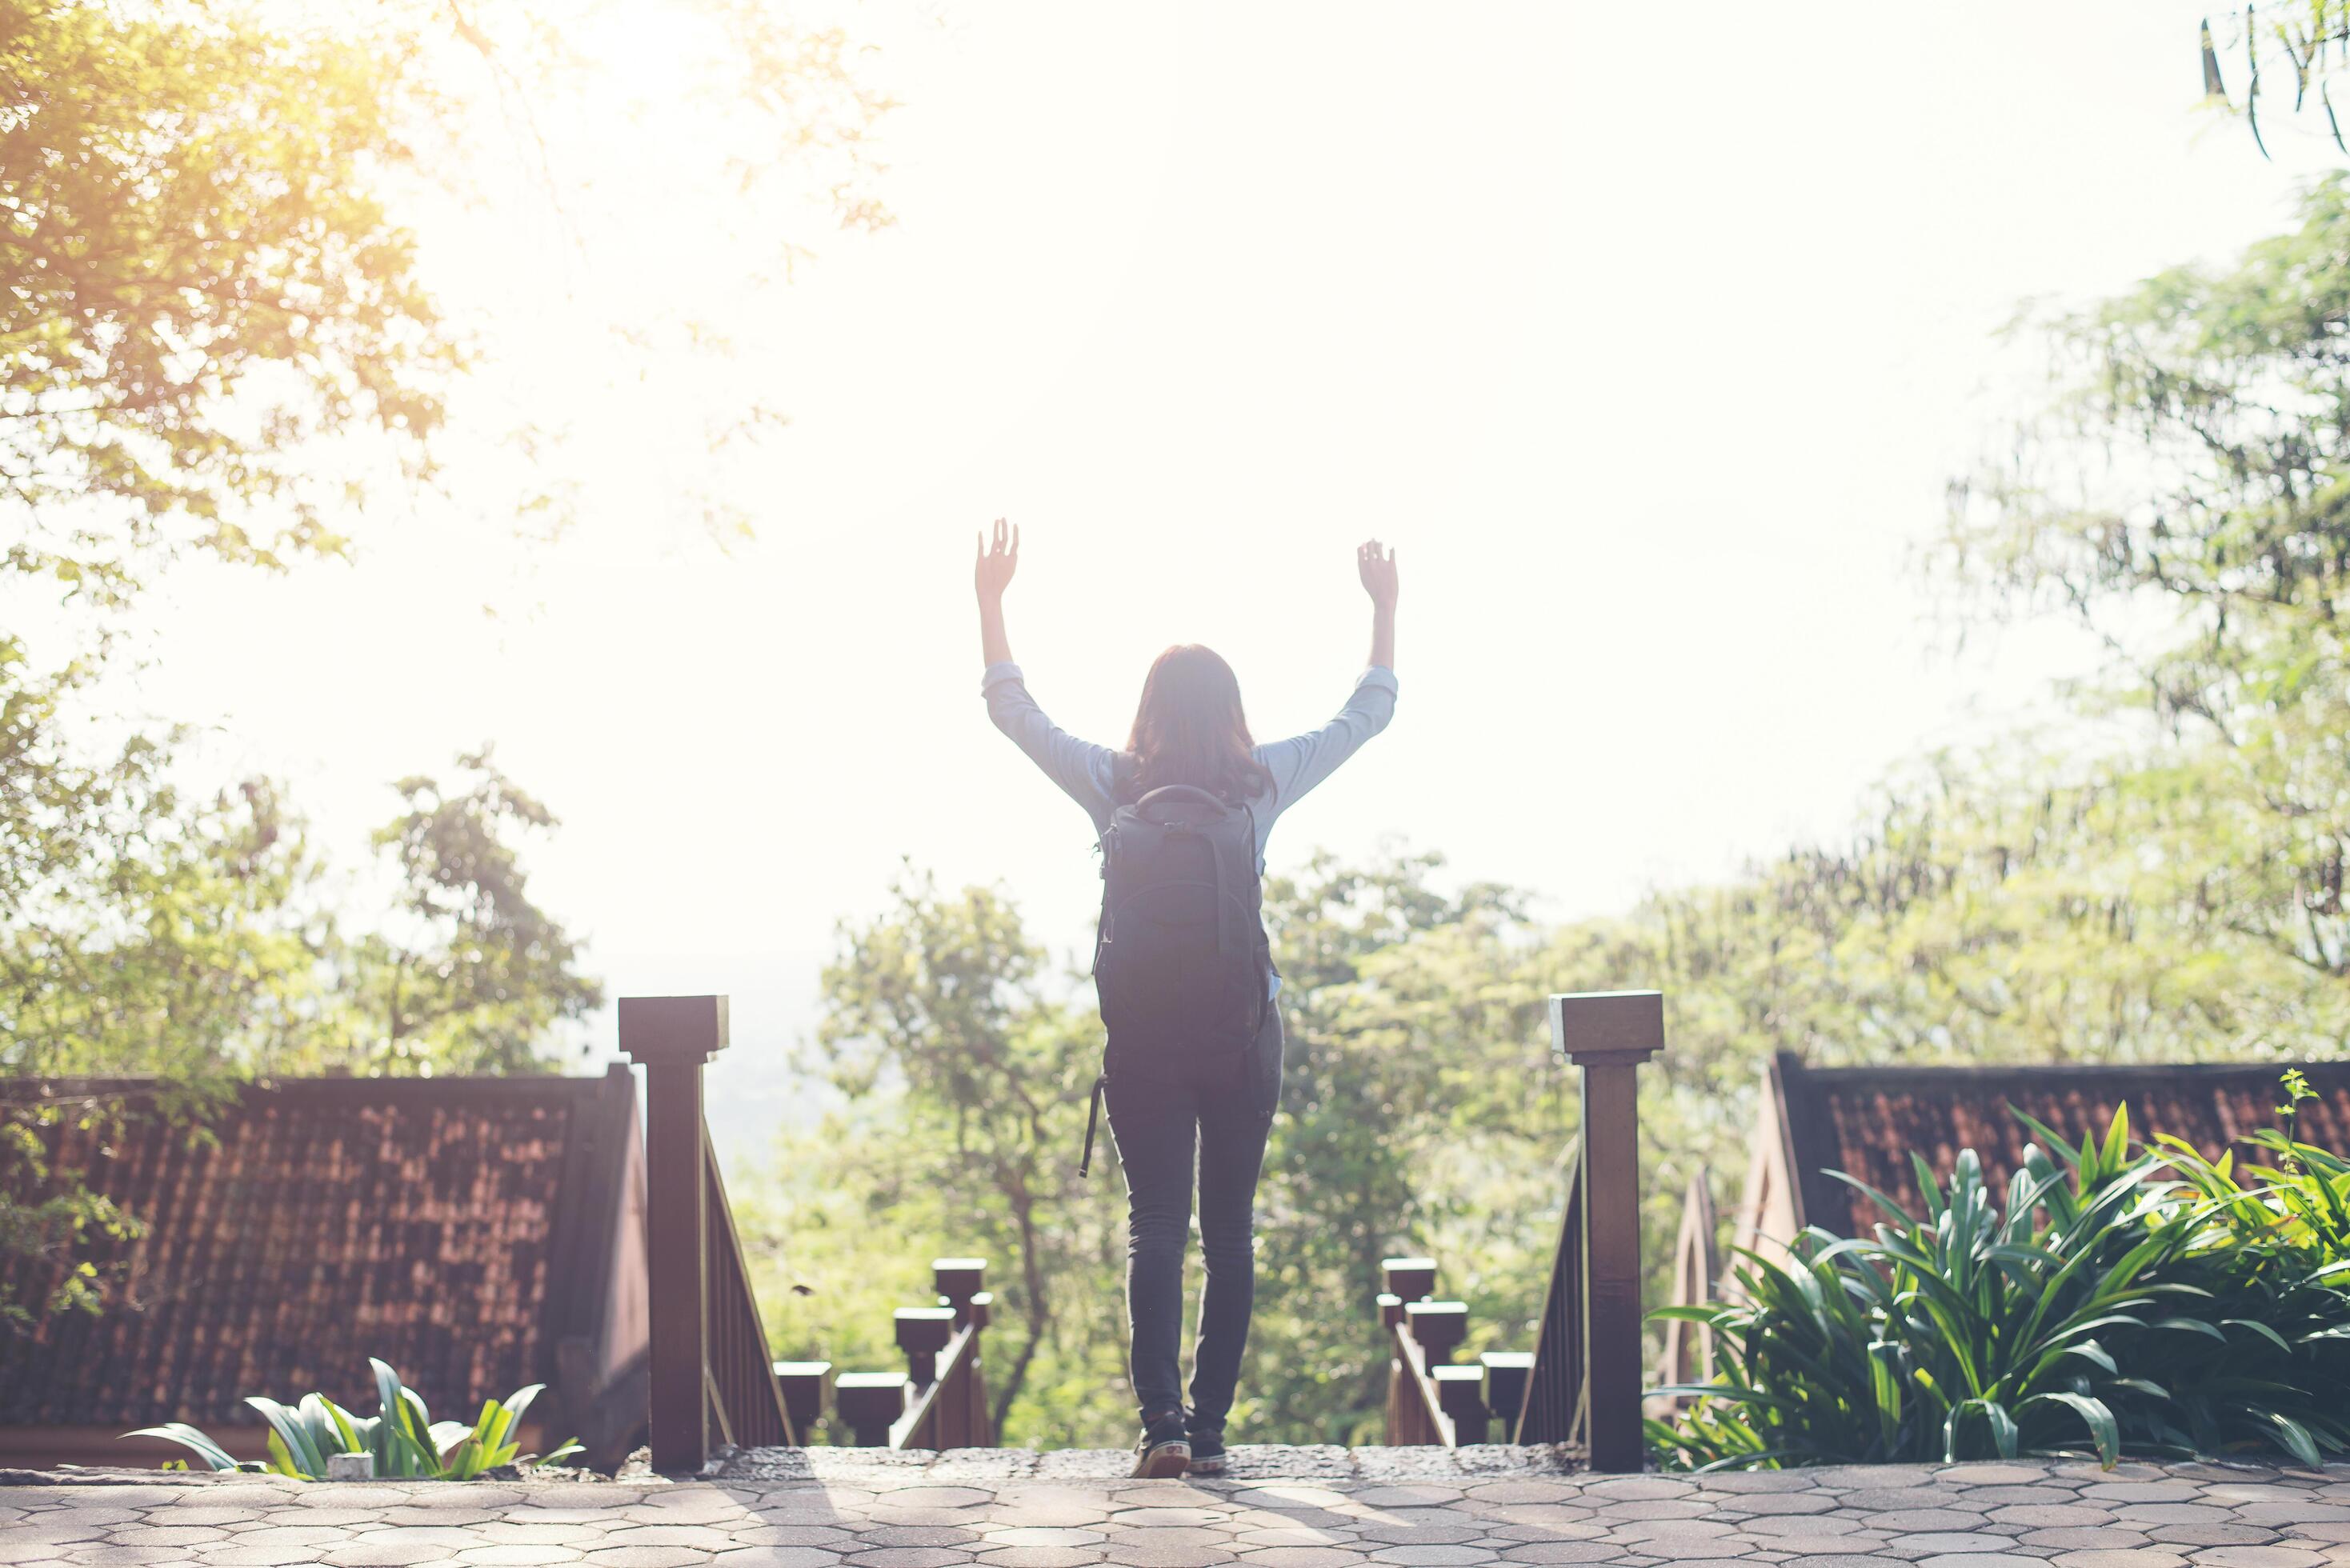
[1185,1426,1227,1475]
[1131,1410,1191,1478]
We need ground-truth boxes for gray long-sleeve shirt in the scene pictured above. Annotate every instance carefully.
[979,660,1400,871]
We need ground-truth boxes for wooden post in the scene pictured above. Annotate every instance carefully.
[774,1362,832,1444]
[935,1258,987,1326]
[1480,1350,1533,1434]
[835,1373,905,1446]
[896,1307,955,1387]
[1403,1300,1467,1362]
[1550,990,1664,1473]
[619,994,729,1474]
[1435,1366,1489,1444]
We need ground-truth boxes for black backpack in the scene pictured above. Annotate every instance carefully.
[1078,783,1271,1174]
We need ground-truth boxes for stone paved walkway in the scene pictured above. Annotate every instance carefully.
[5,1448,2348,1567]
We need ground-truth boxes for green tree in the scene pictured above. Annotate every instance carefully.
[1948,174,2350,998]
[342,749,603,1075]
[2,0,895,602]
[749,850,1590,1448]
[0,637,334,1322]
[2,0,452,604]
[771,869,1124,1445]
[2198,6,2350,158]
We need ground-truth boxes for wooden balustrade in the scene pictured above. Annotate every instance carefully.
[629,984,1661,1466]
[1378,1257,1529,1448]
[1515,990,1664,1471]
[1387,993,1661,1469]
[832,1258,997,1450]
[621,994,803,1473]
[1657,1167,1719,1398]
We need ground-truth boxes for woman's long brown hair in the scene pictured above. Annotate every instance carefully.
[1120,644,1277,804]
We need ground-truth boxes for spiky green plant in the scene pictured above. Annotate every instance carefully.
[126,1357,582,1478]
[1650,1107,2208,1469]
[1651,1085,2350,1471]
[2112,1106,2350,1463]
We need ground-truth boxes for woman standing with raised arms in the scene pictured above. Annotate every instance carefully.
[972,520,1400,1475]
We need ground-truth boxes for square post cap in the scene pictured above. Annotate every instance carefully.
[1548,990,1664,1066]
[619,995,731,1063]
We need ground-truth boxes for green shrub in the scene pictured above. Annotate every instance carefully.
[126,1358,582,1479]
[2109,1076,2350,1462]
[1650,1087,2350,1471]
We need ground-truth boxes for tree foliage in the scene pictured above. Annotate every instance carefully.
[2200,6,2350,158]
[346,750,603,1075]
[2,0,452,603]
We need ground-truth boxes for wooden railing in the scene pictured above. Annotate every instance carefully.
[1378,1257,1532,1447]
[1657,1166,1718,1395]
[625,986,1659,1468]
[1519,990,1663,1469]
[1403,990,1664,1470]
[833,1258,996,1450]
[620,994,800,1471]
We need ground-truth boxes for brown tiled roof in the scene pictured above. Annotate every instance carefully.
[1772,1052,2350,1240]
[0,1070,644,1438]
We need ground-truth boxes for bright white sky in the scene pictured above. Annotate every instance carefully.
[94,2,2344,1154]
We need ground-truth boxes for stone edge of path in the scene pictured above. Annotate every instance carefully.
[10,1446,2330,1492]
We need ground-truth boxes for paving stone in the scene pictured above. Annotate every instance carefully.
[2143,1524,2277,1546]
[93,1526,224,1548]
[1744,1516,1876,1538]
[1499,1548,1637,1566]
[1107,1507,1231,1529]
[1603,1520,1738,1546]
[2019,1530,2152,1552]
[2192,1551,2328,1568]
[1235,1550,1371,1568]
[1862,1510,1996,1533]
[707,1552,851,1568]
[2112,1503,2232,1526]
[836,1525,977,1548]
[1345,1520,1483,1546]
[1737,1495,1844,1516]
[1699,1473,1826,1495]
[2242,1505,2350,1526]
[1752,1534,1892,1557]
[2080,1484,2204,1505]
[1460,1481,1582,1504]
[1876,1534,2020,1555]
[985,1527,1107,1548]
[2279,1523,2350,1544]
[1238,1526,1352,1546]
[322,1543,467,1568]
[1351,1489,1463,1508]
[2047,1553,2188,1568]
[976,1550,1110,1568]
[1096,1525,1239,1550]
[578,1549,711,1568]
[599,1526,747,1550]
[1844,1491,1975,1512]
[725,1525,858,1547]
[1987,1506,2112,1528]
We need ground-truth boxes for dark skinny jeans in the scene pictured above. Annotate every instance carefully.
[1103,1005,1283,1433]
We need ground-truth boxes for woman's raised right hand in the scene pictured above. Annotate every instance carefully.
[975,517,1020,602]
